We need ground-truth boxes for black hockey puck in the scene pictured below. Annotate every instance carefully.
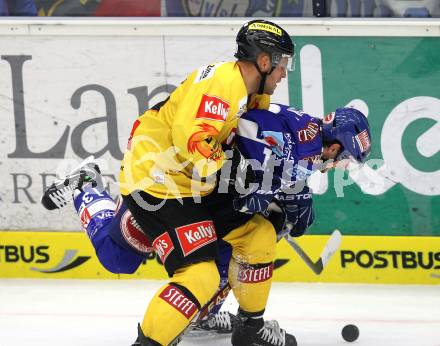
[342,324,359,342]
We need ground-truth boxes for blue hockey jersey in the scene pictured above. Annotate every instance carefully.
[237,103,324,193]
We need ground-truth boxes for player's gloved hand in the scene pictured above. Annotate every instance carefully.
[275,186,314,237]
[232,189,275,214]
[221,144,256,196]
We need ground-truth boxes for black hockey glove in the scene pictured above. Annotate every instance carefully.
[275,186,314,237]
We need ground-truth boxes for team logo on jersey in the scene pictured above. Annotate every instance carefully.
[159,285,197,319]
[120,210,153,254]
[79,207,92,230]
[194,63,224,83]
[195,64,215,83]
[262,130,285,158]
[175,220,217,257]
[298,122,320,143]
[323,112,335,124]
[152,232,174,264]
[237,263,273,283]
[355,130,371,153]
[187,123,222,161]
[196,94,230,121]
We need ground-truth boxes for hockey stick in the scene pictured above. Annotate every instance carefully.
[169,282,232,346]
[284,229,342,275]
[196,282,232,323]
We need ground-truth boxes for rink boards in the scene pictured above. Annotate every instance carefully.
[1,231,439,284]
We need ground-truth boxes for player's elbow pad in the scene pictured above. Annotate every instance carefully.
[95,237,145,274]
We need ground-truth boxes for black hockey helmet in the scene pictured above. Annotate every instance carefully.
[235,19,294,71]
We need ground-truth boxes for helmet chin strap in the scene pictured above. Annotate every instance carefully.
[253,62,275,95]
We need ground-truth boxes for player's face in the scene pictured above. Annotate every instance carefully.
[320,143,342,172]
[321,143,362,172]
[322,143,341,161]
[263,57,290,95]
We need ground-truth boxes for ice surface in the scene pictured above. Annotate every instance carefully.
[0,279,439,346]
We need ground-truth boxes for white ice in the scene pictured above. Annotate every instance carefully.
[0,279,439,346]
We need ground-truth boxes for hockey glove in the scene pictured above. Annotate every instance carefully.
[232,189,275,214]
[275,186,314,237]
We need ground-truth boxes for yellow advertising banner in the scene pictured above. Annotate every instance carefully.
[274,235,440,284]
[0,231,166,280]
[1,231,439,284]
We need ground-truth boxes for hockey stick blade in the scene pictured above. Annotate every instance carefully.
[285,229,342,275]
[320,229,342,266]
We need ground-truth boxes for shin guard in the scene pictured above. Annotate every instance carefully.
[140,260,220,345]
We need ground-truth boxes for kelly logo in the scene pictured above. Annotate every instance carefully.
[196,94,230,122]
[175,220,217,257]
[152,232,174,264]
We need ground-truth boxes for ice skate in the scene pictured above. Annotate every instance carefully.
[191,311,238,334]
[41,157,103,210]
[232,315,297,346]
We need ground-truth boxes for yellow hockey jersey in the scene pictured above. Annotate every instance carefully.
[120,61,269,199]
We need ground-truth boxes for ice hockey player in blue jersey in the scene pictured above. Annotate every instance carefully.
[230,103,371,238]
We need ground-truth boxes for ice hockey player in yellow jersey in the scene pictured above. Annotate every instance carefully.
[120,61,268,199]
[121,19,296,346]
